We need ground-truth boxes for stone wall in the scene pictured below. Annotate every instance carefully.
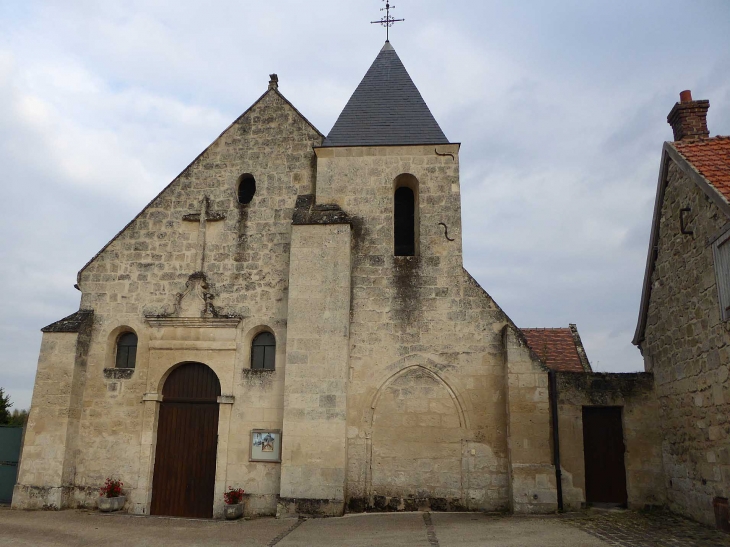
[556,372,665,510]
[14,88,323,514]
[315,145,519,512]
[279,222,352,516]
[16,92,569,517]
[503,326,558,513]
[641,160,730,525]
[13,331,81,509]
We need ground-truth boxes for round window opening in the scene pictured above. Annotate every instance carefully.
[238,174,256,204]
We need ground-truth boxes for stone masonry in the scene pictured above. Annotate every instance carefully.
[13,44,677,522]
[641,159,730,525]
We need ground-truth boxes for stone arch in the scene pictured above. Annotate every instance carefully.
[368,364,466,504]
[369,364,467,430]
[104,323,143,371]
[155,360,220,396]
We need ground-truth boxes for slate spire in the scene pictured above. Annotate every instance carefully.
[322,42,449,147]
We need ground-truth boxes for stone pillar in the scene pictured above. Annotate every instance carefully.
[132,393,161,515]
[279,222,351,517]
[502,325,558,513]
[213,396,234,518]
[13,313,92,510]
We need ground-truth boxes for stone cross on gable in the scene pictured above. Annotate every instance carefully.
[182,196,226,272]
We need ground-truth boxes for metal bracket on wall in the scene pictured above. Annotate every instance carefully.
[438,222,455,241]
[434,147,455,161]
[680,207,694,235]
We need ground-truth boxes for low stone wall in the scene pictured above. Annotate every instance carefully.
[556,372,665,510]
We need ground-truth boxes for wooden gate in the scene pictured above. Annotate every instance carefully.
[582,406,628,506]
[150,363,221,518]
[0,426,23,503]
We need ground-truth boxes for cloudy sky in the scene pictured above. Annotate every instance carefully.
[1,1,729,410]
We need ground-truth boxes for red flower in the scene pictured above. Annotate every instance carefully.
[223,487,245,505]
[99,478,124,498]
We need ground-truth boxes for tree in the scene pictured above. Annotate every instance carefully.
[8,408,28,426]
[0,387,12,425]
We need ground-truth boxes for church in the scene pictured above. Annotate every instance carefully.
[12,41,665,519]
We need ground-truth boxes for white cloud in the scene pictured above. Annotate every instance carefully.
[1,0,729,409]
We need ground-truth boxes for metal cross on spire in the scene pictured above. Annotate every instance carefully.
[371,1,404,42]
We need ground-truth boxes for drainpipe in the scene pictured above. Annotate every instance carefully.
[548,369,564,511]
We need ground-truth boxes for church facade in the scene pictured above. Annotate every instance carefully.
[13,43,653,519]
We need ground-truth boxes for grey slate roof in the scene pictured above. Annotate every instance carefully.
[322,42,449,147]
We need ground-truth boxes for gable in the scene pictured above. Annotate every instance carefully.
[77,89,324,284]
[633,140,730,346]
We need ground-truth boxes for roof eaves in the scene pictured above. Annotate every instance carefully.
[313,142,461,150]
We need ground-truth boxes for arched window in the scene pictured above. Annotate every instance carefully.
[394,186,416,256]
[238,174,256,204]
[116,332,138,369]
[251,332,276,370]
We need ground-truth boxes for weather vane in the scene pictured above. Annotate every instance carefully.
[371,1,404,42]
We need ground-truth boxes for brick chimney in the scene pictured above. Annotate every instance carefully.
[667,90,710,141]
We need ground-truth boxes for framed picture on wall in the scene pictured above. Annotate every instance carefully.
[249,429,282,462]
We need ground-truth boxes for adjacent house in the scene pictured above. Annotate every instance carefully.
[633,90,730,525]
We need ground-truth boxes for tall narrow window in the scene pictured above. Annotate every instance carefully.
[238,174,256,204]
[394,186,415,256]
[115,332,138,369]
[713,231,730,321]
[251,332,276,370]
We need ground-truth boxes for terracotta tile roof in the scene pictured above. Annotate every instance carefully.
[673,136,730,201]
[521,327,589,373]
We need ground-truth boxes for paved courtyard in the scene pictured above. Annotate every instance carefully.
[1,507,728,546]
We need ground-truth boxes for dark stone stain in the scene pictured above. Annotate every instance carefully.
[235,200,250,262]
[346,496,468,514]
[557,372,655,406]
[278,497,339,517]
[292,194,351,226]
[103,368,135,380]
[393,256,422,325]
[347,497,367,513]
[241,369,276,389]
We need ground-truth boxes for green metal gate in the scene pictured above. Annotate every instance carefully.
[0,426,23,504]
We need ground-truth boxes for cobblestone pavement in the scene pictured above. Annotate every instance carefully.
[562,509,730,547]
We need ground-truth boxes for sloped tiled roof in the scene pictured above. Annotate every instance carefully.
[672,136,730,201]
[322,42,449,147]
[521,327,591,373]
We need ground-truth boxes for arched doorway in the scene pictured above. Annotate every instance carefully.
[150,362,221,518]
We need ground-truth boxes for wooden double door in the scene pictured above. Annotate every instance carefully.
[151,363,221,518]
[583,406,628,506]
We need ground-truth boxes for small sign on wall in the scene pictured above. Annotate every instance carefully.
[249,429,282,462]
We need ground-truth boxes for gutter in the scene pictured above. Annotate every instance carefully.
[548,370,563,511]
